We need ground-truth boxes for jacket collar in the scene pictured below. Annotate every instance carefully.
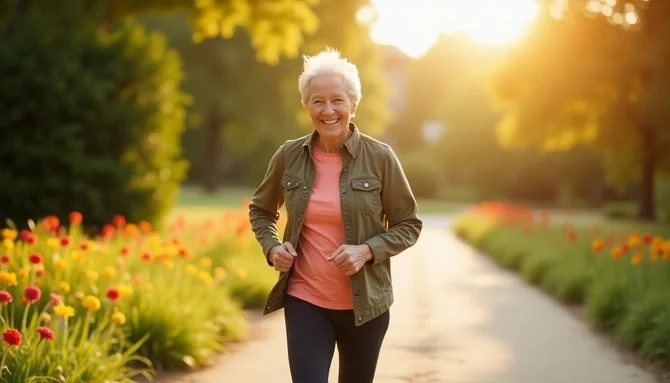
[301,122,360,159]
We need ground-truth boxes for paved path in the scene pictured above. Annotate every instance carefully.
[157,214,656,383]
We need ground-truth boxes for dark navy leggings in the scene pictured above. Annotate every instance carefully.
[284,295,390,383]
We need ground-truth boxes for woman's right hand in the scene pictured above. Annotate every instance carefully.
[269,242,297,272]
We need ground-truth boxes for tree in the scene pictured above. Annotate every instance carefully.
[145,0,390,190]
[492,0,670,219]
[2,0,319,64]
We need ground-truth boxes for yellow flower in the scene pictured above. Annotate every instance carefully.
[70,251,84,262]
[197,271,213,285]
[103,266,116,278]
[87,271,99,282]
[1,229,17,241]
[74,291,85,300]
[17,267,29,281]
[199,257,212,268]
[40,312,51,323]
[53,304,75,318]
[142,282,153,292]
[146,234,162,249]
[82,296,101,311]
[214,267,227,279]
[236,268,247,280]
[111,312,126,325]
[53,259,67,271]
[47,237,60,249]
[185,265,198,275]
[0,271,17,286]
[165,245,178,257]
[2,239,14,250]
[58,282,71,294]
[117,284,133,298]
[163,260,175,270]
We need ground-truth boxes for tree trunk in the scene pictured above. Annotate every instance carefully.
[637,125,656,221]
[202,109,223,193]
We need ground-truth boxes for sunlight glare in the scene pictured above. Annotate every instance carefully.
[369,0,539,58]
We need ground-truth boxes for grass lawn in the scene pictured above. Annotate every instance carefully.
[171,184,469,220]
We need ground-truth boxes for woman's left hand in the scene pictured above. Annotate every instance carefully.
[328,244,373,276]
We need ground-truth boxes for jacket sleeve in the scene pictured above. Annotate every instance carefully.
[364,146,422,265]
[249,143,285,266]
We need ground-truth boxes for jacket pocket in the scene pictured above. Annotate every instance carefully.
[351,178,382,216]
[282,175,302,211]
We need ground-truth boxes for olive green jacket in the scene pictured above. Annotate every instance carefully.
[249,124,422,326]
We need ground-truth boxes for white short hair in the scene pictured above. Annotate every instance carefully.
[298,47,362,106]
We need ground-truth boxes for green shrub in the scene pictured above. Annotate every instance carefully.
[616,292,670,349]
[0,6,189,229]
[520,251,556,285]
[640,307,670,361]
[585,278,629,331]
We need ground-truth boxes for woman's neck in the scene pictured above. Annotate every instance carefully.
[317,129,352,154]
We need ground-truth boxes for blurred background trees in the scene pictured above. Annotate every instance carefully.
[1,0,669,228]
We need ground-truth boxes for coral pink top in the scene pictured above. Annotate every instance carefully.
[286,146,353,310]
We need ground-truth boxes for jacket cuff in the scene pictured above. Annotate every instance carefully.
[364,236,387,265]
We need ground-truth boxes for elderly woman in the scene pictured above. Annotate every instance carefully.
[249,48,422,383]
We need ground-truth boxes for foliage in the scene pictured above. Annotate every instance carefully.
[143,0,391,189]
[454,203,670,366]
[399,153,442,199]
[491,0,670,218]
[0,8,188,229]
[0,205,276,377]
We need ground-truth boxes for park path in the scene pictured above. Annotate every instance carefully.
[157,214,656,383]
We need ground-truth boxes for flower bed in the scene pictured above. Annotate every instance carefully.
[0,207,278,381]
[453,202,670,365]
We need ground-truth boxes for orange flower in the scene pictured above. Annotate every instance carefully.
[112,215,126,228]
[2,328,21,346]
[631,252,642,266]
[592,239,604,253]
[628,233,642,248]
[60,236,71,247]
[611,246,623,259]
[69,211,83,225]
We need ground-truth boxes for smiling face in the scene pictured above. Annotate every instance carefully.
[303,73,358,151]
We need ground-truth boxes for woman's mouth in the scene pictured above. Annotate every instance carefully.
[321,118,340,125]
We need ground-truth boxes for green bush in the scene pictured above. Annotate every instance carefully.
[0,6,189,229]
[616,292,670,349]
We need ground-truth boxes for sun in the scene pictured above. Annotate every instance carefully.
[367,0,539,58]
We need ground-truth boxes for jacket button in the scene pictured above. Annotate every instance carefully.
[287,181,291,186]
[358,317,362,322]
[303,186,307,190]
[364,182,369,188]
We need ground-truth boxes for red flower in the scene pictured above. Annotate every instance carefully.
[69,211,83,225]
[36,327,54,341]
[23,285,41,304]
[112,215,126,228]
[0,291,12,304]
[0,255,9,264]
[120,247,130,257]
[141,253,152,262]
[101,224,116,238]
[567,231,577,242]
[79,241,90,251]
[106,288,120,301]
[42,215,60,232]
[60,236,71,247]
[49,293,62,306]
[2,328,21,346]
[20,230,36,245]
[642,234,653,245]
[29,253,42,265]
[178,248,189,258]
